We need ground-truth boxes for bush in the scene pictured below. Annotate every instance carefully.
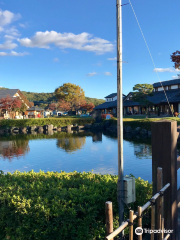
[0,171,152,240]
[0,118,94,128]
[102,114,114,119]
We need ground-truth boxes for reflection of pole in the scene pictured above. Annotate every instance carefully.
[116,0,124,233]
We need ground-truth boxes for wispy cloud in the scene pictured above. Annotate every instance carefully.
[0,9,21,28]
[0,40,17,49]
[19,23,25,28]
[53,58,59,62]
[153,67,180,73]
[104,72,112,76]
[18,31,114,55]
[86,71,97,77]
[172,75,180,79]
[0,51,29,56]
[107,57,117,61]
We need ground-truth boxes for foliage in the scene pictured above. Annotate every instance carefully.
[20,103,28,113]
[80,102,95,112]
[48,103,57,111]
[102,114,114,119]
[174,112,179,117]
[55,83,85,110]
[132,84,154,109]
[0,118,94,128]
[0,95,22,112]
[58,100,71,112]
[170,50,180,69]
[0,170,152,240]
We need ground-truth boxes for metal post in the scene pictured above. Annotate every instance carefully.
[105,201,114,240]
[116,0,124,231]
[138,206,142,240]
[162,218,164,240]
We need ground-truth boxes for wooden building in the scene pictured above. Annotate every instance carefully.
[26,106,44,118]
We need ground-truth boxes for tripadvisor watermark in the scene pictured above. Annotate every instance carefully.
[135,227,173,235]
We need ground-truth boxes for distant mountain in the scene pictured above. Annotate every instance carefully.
[0,88,105,106]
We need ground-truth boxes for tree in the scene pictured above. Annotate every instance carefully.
[20,103,28,113]
[170,50,180,69]
[132,84,154,114]
[80,102,95,112]
[48,103,57,111]
[0,95,22,113]
[55,83,85,110]
[58,100,71,112]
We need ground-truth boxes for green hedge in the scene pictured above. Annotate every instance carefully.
[106,117,180,131]
[0,171,152,240]
[0,118,94,128]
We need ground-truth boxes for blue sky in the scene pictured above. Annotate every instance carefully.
[0,0,180,99]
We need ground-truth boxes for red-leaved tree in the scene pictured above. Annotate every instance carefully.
[48,103,57,111]
[58,100,71,112]
[80,102,95,112]
[0,95,22,112]
[171,50,180,69]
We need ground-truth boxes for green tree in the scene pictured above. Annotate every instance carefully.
[55,83,85,110]
[132,84,154,115]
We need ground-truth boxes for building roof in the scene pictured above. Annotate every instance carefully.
[0,89,19,98]
[123,89,180,107]
[27,106,44,111]
[94,100,117,110]
[153,79,180,88]
[104,93,117,98]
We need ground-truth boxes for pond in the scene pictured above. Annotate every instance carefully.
[0,130,179,188]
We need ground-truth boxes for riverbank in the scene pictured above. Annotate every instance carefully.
[0,170,152,240]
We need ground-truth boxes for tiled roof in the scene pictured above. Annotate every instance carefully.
[0,89,19,98]
[104,93,117,98]
[27,106,44,111]
[94,100,117,109]
[153,79,180,88]
[123,101,141,107]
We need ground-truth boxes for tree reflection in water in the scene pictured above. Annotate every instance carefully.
[57,137,86,153]
[0,140,30,161]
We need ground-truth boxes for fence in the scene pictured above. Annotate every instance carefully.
[106,120,179,240]
[106,168,170,240]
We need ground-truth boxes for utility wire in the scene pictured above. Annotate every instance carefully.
[128,0,173,116]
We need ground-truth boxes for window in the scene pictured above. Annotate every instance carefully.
[171,85,178,89]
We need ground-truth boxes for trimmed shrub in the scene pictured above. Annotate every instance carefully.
[0,170,152,240]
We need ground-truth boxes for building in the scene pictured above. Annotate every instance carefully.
[94,93,126,114]
[123,79,180,115]
[26,106,44,118]
[0,89,33,119]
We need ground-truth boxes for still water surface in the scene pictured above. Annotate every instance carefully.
[0,131,179,187]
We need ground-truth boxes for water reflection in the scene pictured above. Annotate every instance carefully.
[57,137,86,153]
[0,140,29,161]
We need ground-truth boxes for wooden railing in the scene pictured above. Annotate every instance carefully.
[105,168,171,240]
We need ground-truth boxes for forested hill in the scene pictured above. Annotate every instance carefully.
[21,91,105,107]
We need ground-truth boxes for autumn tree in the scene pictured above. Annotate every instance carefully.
[48,103,58,111]
[55,83,85,110]
[132,84,154,115]
[170,50,180,69]
[58,100,71,112]
[80,102,95,112]
[0,95,22,113]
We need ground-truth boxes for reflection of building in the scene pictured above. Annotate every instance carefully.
[0,140,30,161]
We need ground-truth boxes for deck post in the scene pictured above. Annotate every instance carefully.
[151,120,177,240]
[105,201,114,240]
